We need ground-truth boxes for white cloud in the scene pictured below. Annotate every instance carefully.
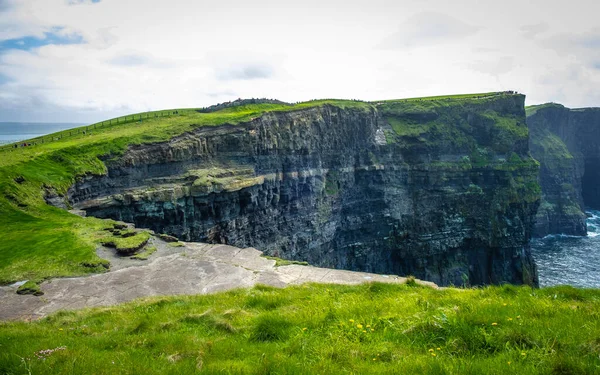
[381,11,480,49]
[469,56,515,77]
[216,63,274,81]
[520,23,549,39]
[539,29,600,61]
[0,0,599,122]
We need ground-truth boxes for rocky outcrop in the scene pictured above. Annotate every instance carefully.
[527,104,600,237]
[68,94,540,286]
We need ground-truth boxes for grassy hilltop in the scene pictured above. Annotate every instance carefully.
[1,283,599,374]
[0,92,515,285]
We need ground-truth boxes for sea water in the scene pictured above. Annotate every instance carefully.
[0,122,84,144]
[531,210,600,288]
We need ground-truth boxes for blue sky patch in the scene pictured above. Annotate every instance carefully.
[0,73,11,85]
[0,31,85,53]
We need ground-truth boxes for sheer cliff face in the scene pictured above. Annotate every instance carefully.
[527,104,600,237]
[69,95,539,286]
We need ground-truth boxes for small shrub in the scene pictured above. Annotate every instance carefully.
[158,233,179,242]
[249,314,291,342]
[406,276,417,287]
[245,292,289,311]
[365,282,396,294]
[101,231,151,255]
[262,255,308,267]
[508,152,522,163]
[16,281,43,296]
[130,245,157,260]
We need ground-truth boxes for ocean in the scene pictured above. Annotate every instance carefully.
[0,122,84,144]
[531,210,600,288]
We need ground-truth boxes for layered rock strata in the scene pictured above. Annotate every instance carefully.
[68,94,540,286]
[527,104,600,237]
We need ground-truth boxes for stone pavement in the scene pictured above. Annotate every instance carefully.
[0,242,436,321]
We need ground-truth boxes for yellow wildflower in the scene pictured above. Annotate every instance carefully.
[302,327,307,331]
[521,352,526,356]
[436,348,441,351]
[491,322,498,326]
[428,349,434,352]
[363,330,367,333]
[349,319,354,323]
[508,362,511,365]
[508,318,513,321]
[431,353,437,357]
[366,325,371,328]
[357,324,363,329]
[503,303,507,306]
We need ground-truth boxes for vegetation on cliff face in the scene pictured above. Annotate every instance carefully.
[525,103,565,117]
[526,104,588,236]
[1,283,599,374]
[380,92,528,155]
[0,92,532,284]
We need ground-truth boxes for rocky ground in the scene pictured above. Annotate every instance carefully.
[0,237,435,321]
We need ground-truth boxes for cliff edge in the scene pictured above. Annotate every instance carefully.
[66,93,540,286]
[527,103,600,237]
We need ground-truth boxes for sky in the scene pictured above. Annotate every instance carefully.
[0,0,599,123]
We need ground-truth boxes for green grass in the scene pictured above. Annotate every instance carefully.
[0,283,599,374]
[378,91,528,155]
[525,103,565,117]
[16,281,43,296]
[529,126,574,168]
[375,91,504,103]
[262,255,309,267]
[101,231,151,254]
[130,245,157,260]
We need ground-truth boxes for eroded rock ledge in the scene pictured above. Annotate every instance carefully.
[65,95,540,286]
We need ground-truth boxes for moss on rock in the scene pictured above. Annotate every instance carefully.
[16,281,43,296]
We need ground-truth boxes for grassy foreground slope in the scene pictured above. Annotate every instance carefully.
[0,92,517,284]
[1,283,599,374]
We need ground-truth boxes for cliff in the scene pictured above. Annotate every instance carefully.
[527,104,600,237]
[66,93,540,286]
